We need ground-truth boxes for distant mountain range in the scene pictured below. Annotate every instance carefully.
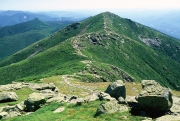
[117,10,180,39]
[0,12,179,91]
[0,10,86,27]
[0,18,73,60]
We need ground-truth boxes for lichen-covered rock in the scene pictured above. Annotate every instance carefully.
[24,93,46,112]
[136,80,173,112]
[105,80,126,99]
[0,92,18,102]
[95,100,128,116]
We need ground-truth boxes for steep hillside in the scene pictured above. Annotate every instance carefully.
[0,18,73,60]
[0,12,180,90]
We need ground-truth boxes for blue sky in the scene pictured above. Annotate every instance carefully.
[0,0,180,11]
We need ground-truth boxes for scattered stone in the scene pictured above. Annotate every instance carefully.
[105,80,126,99]
[0,92,18,102]
[98,92,116,101]
[53,107,65,113]
[136,80,173,112]
[95,100,128,116]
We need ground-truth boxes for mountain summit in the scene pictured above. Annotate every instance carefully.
[0,12,180,90]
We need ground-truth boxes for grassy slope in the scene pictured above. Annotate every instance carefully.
[0,19,72,60]
[0,12,180,90]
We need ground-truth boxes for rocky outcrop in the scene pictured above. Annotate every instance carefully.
[105,80,126,99]
[136,80,173,112]
[28,83,56,91]
[0,92,18,102]
[95,100,128,116]
[24,93,47,112]
[0,83,23,91]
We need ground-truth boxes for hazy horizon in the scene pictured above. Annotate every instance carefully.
[1,0,180,11]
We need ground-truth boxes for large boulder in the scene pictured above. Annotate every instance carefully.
[0,92,18,102]
[95,100,128,116]
[136,80,173,112]
[105,80,126,99]
[24,93,46,112]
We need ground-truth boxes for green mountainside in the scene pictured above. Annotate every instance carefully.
[0,18,73,60]
[0,12,180,90]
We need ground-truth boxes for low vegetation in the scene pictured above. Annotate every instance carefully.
[0,12,180,92]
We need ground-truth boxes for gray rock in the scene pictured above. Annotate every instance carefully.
[98,92,116,101]
[136,80,173,112]
[28,83,56,91]
[0,92,18,102]
[84,92,99,102]
[105,80,126,99]
[0,83,22,91]
[53,107,65,113]
[24,93,46,112]
[95,100,128,116]
[46,93,68,103]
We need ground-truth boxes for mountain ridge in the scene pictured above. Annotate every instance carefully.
[0,12,180,90]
